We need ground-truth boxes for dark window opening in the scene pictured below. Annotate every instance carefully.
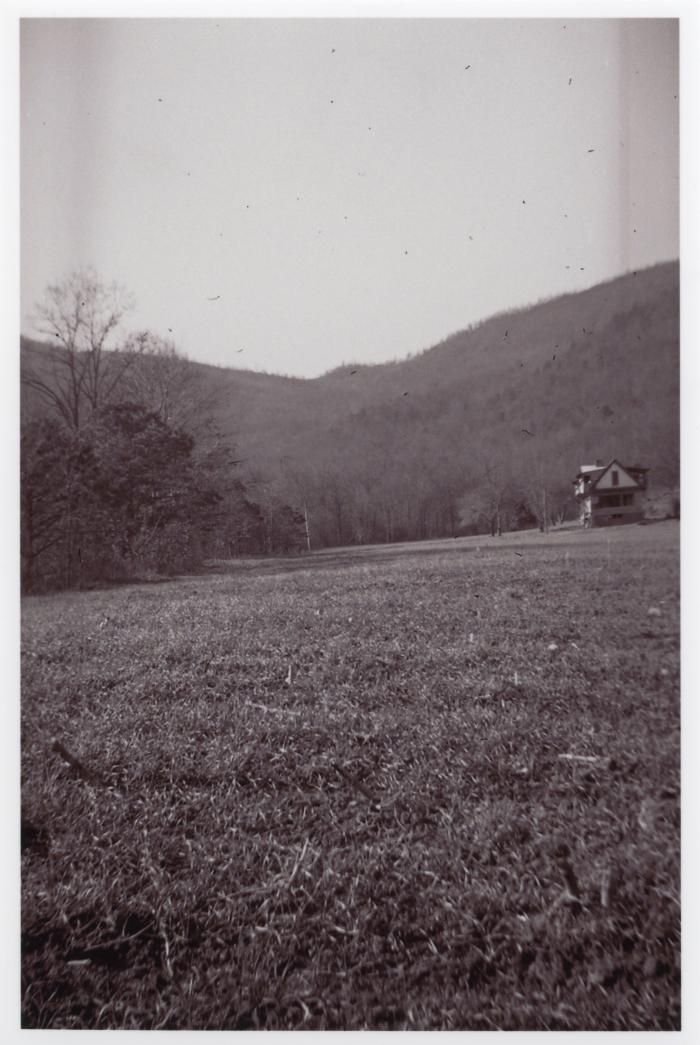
[612,470,619,486]
[597,494,621,508]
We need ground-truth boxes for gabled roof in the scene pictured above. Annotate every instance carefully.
[575,458,648,489]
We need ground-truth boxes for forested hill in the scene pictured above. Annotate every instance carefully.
[21,260,679,547]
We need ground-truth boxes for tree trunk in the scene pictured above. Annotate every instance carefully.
[303,503,311,552]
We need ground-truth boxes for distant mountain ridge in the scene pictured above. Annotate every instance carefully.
[21,260,679,544]
[217,261,678,475]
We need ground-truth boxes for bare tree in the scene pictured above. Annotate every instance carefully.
[464,448,517,536]
[277,457,317,551]
[120,333,225,437]
[21,269,136,429]
[515,436,573,532]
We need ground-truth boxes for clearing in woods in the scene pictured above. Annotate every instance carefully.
[21,521,680,1030]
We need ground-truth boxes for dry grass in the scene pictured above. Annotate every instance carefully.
[21,522,680,1029]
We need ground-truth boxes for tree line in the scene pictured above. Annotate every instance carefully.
[20,271,307,592]
[273,432,576,552]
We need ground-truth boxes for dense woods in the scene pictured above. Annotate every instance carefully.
[21,261,679,590]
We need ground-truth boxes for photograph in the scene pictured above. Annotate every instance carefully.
[19,12,680,1031]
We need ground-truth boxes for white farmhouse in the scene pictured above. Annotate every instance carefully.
[574,459,648,527]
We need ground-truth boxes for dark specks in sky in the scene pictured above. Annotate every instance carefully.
[402,391,409,396]
[21,21,679,380]
[207,295,220,301]
[521,428,534,436]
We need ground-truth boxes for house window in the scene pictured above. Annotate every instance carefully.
[622,493,634,506]
[612,470,619,486]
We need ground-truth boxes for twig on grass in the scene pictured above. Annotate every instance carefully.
[333,763,378,804]
[655,888,680,907]
[229,840,310,902]
[559,856,581,899]
[66,919,156,967]
[160,924,174,980]
[600,866,618,909]
[51,739,104,785]
[288,837,309,884]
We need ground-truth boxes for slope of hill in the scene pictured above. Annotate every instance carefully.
[213,261,679,467]
[21,260,679,545]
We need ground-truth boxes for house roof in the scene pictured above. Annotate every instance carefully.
[575,458,647,490]
[575,465,605,482]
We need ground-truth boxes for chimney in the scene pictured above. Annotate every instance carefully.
[596,458,603,466]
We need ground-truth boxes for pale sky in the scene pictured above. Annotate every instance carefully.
[20,17,678,377]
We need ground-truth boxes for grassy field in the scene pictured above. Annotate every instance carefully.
[20,522,680,1030]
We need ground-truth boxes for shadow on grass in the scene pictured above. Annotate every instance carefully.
[204,535,584,580]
